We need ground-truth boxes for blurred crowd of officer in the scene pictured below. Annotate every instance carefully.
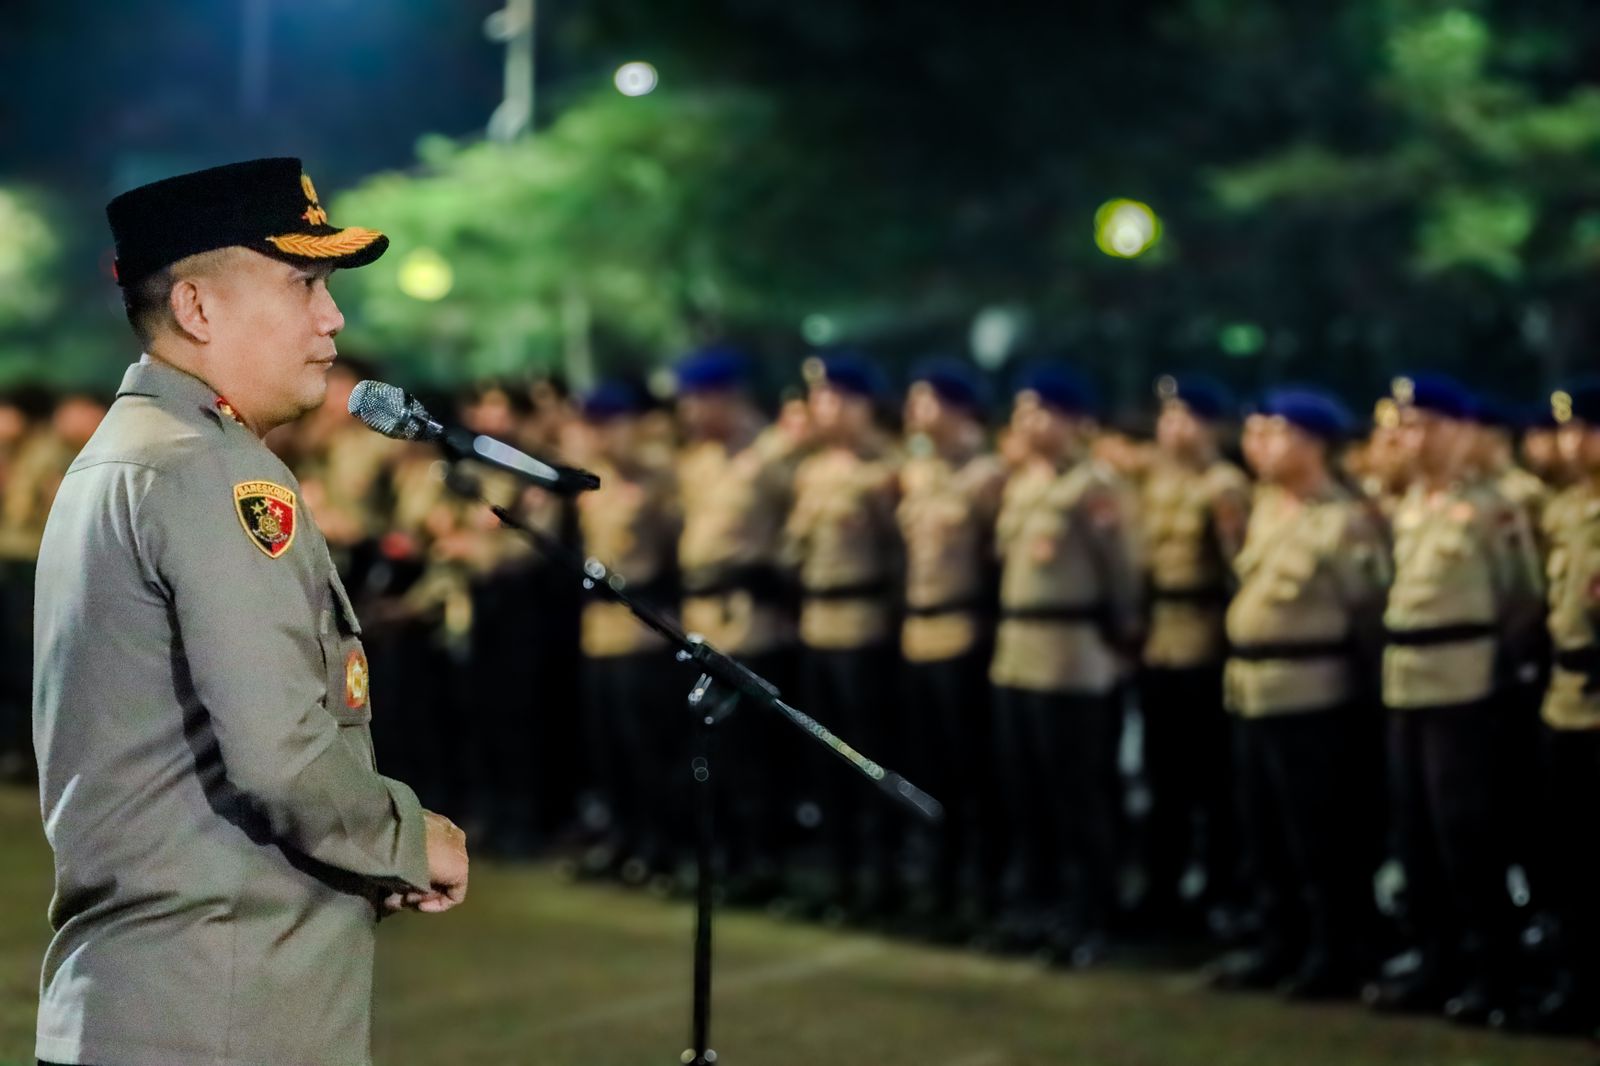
[5,349,1600,1040]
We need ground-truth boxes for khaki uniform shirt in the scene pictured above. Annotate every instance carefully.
[677,427,798,656]
[784,442,901,650]
[295,422,400,552]
[990,458,1140,694]
[1542,483,1600,730]
[1141,458,1251,668]
[1225,482,1391,717]
[33,361,430,1066]
[1497,464,1550,539]
[897,446,1005,663]
[0,429,73,561]
[1382,480,1544,709]
[577,459,680,657]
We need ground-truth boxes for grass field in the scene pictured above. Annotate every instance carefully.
[0,786,1588,1066]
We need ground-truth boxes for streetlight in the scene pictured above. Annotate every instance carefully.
[1094,199,1161,258]
[614,61,658,97]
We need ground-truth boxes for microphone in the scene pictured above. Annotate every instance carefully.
[348,379,601,495]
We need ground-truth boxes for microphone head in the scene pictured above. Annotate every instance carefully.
[349,379,428,440]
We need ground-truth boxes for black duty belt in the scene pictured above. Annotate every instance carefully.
[1229,639,1351,662]
[904,596,990,618]
[1384,623,1495,647]
[1150,585,1228,604]
[802,580,891,602]
[1000,603,1105,623]
[1554,647,1600,673]
[682,565,791,603]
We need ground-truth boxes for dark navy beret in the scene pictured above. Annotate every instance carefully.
[1261,387,1353,442]
[673,345,750,395]
[1523,401,1560,431]
[1393,372,1474,420]
[910,357,989,414]
[809,351,887,400]
[579,380,648,421]
[1158,373,1235,421]
[1014,362,1098,417]
[1469,395,1520,431]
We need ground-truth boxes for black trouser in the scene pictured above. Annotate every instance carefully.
[583,651,695,870]
[903,647,1004,915]
[1237,706,1381,966]
[1541,727,1600,991]
[804,644,899,905]
[1387,700,1518,983]
[992,687,1119,930]
[365,611,457,813]
[1139,664,1238,910]
[715,646,798,884]
[460,563,548,848]
[0,560,35,778]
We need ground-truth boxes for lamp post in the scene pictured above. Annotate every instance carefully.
[485,0,536,141]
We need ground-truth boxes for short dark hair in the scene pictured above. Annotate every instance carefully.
[120,247,240,348]
[122,266,177,349]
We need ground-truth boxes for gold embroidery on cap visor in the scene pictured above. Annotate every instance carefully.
[265,227,384,260]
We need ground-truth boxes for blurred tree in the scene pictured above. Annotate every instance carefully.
[1203,1,1600,387]
[333,85,951,386]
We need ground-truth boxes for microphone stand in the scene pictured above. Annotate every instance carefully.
[444,471,943,1066]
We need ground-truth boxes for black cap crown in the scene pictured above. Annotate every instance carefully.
[106,157,388,287]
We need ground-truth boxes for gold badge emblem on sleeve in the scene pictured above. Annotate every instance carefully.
[345,648,369,709]
[233,481,298,558]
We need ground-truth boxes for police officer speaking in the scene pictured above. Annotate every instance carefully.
[32,158,469,1066]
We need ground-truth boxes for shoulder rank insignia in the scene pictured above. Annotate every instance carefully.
[345,648,370,708]
[233,480,298,558]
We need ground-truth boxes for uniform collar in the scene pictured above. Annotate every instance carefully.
[117,358,243,432]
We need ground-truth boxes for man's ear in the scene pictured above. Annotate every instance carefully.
[168,277,212,344]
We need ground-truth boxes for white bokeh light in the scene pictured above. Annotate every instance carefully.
[614,61,659,97]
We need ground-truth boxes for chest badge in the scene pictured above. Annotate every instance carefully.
[345,648,370,709]
[233,480,298,559]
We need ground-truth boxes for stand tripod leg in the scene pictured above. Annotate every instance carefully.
[683,673,721,1066]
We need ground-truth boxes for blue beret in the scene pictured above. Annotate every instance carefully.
[1556,376,1600,426]
[1394,372,1473,420]
[1261,387,1353,442]
[1014,362,1098,417]
[1522,401,1560,431]
[1158,373,1235,421]
[809,351,887,400]
[579,380,648,421]
[673,344,751,395]
[910,357,989,414]
[1469,395,1520,431]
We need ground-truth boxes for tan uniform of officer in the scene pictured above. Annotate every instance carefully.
[1383,479,1542,708]
[991,457,1139,692]
[1545,483,1600,730]
[785,439,900,650]
[1137,376,1250,919]
[1530,385,1600,1031]
[0,424,72,562]
[1142,457,1251,667]
[33,158,459,1066]
[1372,374,1543,1017]
[679,425,799,656]
[34,361,432,1066]
[1218,390,1389,996]
[1227,482,1390,716]
[579,456,680,657]
[988,368,1138,943]
[900,446,1005,662]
